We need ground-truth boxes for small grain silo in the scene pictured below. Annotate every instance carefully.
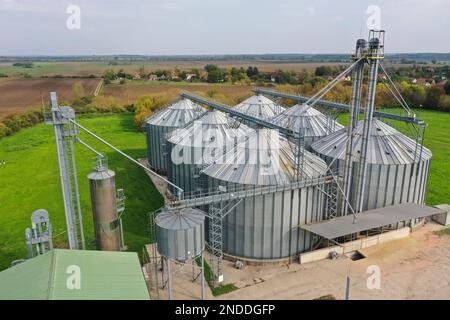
[155,207,206,261]
[166,110,253,196]
[272,104,344,148]
[155,206,206,300]
[311,119,432,212]
[234,94,285,126]
[88,163,121,251]
[202,129,328,261]
[145,99,204,173]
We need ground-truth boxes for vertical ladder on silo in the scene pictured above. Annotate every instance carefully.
[290,129,305,181]
[326,170,339,220]
[208,202,224,286]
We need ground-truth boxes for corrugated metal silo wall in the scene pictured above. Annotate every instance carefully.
[207,177,325,260]
[321,155,430,212]
[166,140,205,196]
[146,123,175,173]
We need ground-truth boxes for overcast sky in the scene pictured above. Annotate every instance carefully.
[0,0,449,55]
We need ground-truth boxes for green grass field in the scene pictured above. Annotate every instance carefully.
[0,113,163,271]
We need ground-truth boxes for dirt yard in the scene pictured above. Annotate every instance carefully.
[150,222,450,300]
[0,78,100,119]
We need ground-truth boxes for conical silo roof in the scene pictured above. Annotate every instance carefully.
[156,207,205,231]
[202,129,328,186]
[234,94,285,120]
[167,109,253,150]
[272,104,344,138]
[146,98,204,127]
[311,119,432,165]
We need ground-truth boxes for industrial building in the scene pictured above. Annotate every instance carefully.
[14,29,442,301]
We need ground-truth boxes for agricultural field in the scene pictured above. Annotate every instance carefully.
[0,78,101,119]
[0,114,163,271]
[0,61,350,78]
[104,81,253,106]
[0,60,413,78]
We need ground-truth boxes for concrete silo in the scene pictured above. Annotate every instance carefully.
[272,104,344,148]
[202,129,328,261]
[145,99,204,173]
[234,94,285,126]
[166,110,253,196]
[311,119,432,212]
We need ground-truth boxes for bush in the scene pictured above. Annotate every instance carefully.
[133,94,170,127]
[0,123,12,138]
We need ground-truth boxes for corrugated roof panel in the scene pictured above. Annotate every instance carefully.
[272,104,344,138]
[146,98,205,127]
[0,249,149,300]
[167,110,253,149]
[311,119,432,165]
[234,95,285,120]
[202,129,328,186]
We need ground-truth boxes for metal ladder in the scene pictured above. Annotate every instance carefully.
[208,201,224,286]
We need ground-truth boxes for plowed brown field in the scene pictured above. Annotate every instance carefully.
[0,78,100,119]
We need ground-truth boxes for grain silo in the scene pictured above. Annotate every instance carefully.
[272,104,344,148]
[155,206,206,300]
[88,164,121,251]
[234,94,285,126]
[145,99,204,173]
[202,129,328,261]
[166,110,253,196]
[311,119,432,212]
[155,207,205,262]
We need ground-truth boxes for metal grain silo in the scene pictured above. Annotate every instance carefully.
[202,129,328,260]
[88,164,121,251]
[166,110,253,196]
[145,99,204,173]
[155,207,205,261]
[234,94,285,126]
[272,104,344,149]
[311,119,432,212]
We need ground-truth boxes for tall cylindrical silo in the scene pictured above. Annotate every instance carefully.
[145,99,204,173]
[233,94,285,127]
[311,119,432,213]
[272,104,344,149]
[155,207,206,261]
[166,110,253,197]
[88,164,121,251]
[202,129,328,261]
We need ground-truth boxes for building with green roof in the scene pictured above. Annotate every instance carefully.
[0,249,149,300]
